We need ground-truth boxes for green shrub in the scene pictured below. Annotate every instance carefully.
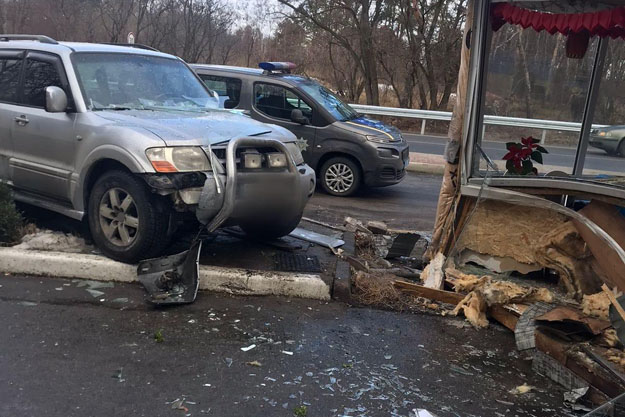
[0,184,23,244]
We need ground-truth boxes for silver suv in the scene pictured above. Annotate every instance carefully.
[0,35,315,262]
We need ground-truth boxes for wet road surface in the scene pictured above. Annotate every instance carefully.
[305,173,442,232]
[0,275,571,417]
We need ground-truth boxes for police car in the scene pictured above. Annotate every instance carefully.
[191,62,410,196]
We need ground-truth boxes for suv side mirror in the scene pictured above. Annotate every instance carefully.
[45,86,68,113]
[290,109,310,125]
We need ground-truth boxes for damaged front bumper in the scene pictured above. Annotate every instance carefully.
[194,137,316,228]
[137,137,315,304]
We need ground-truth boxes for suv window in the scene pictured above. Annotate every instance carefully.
[199,74,242,109]
[254,83,312,120]
[0,56,22,103]
[22,58,63,108]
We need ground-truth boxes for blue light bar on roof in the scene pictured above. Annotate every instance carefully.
[259,62,296,72]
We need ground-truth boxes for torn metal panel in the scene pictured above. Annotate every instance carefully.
[289,227,344,249]
[137,241,201,305]
[457,249,542,275]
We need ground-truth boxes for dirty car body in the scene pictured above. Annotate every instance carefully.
[191,63,409,197]
[0,37,315,263]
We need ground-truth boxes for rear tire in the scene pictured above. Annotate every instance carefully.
[88,170,170,263]
[241,213,302,239]
[320,156,361,197]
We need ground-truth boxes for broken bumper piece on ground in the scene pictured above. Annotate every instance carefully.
[137,241,202,304]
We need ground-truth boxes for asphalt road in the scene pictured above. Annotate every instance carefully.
[0,275,571,417]
[405,133,625,173]
[306,173,442,232]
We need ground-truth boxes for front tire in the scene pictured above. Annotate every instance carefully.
[88,170,170,263]
[320,157,361,197]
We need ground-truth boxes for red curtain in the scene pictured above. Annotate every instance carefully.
[492,3,625,38]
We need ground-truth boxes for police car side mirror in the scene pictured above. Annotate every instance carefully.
[290,109,309,125]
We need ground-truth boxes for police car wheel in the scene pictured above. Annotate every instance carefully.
[320,157,361,197]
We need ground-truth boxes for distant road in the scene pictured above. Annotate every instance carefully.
[404,133,625,174]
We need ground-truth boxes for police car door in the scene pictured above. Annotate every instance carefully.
[252,82,316,161]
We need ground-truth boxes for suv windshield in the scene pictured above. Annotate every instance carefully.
[296,79,358,121]
[73,53,219,111]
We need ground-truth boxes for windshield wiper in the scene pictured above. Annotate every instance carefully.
[92,105,142,111]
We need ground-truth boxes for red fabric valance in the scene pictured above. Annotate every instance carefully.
[491,3,625,39]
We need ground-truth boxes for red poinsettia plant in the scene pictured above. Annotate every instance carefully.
[503,136,548,175]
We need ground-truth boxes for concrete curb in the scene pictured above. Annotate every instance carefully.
[0,248,330,300]
[406,162,445,175]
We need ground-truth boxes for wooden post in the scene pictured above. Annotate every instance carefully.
[425,0,474,260]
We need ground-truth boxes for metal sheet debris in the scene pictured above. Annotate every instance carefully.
[289,227,344,249]
[137,241,201,305]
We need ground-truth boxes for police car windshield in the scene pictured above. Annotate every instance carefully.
[297,80,358,121]
[73,53,219,112]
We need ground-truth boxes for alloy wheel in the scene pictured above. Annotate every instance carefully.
[98,187,140,247]
[325,163,355,194]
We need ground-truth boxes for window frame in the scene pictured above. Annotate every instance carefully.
[462,0,625,202]
[18,51,73,110]
[252,81,314,123]
[198,73,243,109]
[0,49,25,105]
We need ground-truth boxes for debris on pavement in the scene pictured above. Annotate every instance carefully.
[246,360,262,367]
[509,383,535,395]
[341,206,625,410]
[421,253,445,289]
[240,344,256,352]
[289,227,344,249]
[412,409,438,417]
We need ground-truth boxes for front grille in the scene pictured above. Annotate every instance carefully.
[380,167,395,179]
[381,167,406,180]
[208,145,286,170]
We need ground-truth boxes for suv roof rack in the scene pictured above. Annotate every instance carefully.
[0,34,58,44]
[104,43,159,52]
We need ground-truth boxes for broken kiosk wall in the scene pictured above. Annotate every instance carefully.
[428,0,625,297]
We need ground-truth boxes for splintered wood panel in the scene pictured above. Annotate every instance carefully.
[573,200,625,293]
[457,200,568,264]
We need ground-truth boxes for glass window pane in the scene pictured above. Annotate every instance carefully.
[0,57,21,103]
[254,83,312,120]
[199,74,242,109]
[23,59,62,107]
[584,39,625,187]
[474,26,597,177]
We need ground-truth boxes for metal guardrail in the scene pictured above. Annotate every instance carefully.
[350,103,607,143]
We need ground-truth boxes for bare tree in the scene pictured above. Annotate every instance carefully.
[277,0,385,105]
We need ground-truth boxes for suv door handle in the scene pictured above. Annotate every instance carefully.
[15,115,29,126]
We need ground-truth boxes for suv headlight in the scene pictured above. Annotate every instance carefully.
[285,142,304,165]
[146,147,210,172]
